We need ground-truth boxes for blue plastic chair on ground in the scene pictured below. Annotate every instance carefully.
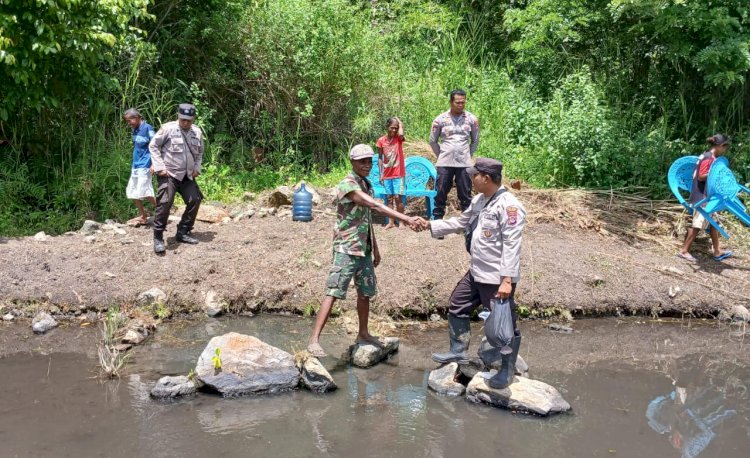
[367,154,437,220]
[403,156,437,220]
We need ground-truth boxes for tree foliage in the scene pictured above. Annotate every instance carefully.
[1,0,749,235]
[0,0,151,119]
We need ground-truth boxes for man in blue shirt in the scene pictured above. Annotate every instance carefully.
[123,108,157,225]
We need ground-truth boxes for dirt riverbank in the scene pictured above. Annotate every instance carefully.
[1,186,749,322]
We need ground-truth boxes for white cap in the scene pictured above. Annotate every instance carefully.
[349,144,374,160]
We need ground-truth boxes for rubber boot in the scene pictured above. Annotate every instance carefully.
[431,315,471,364]
[176,226,198,244]
[153,231,166,254]
[488,335,521,389]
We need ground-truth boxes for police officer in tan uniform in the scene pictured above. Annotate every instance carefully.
[149,103,204,254]
[422,157,526,389]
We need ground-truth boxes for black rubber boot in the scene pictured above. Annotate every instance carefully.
[176,227,198,244]
[432,315,471,364]
[488,335,521,389]
[153,231,166,254]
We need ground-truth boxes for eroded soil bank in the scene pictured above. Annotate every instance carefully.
[1,190,749,322]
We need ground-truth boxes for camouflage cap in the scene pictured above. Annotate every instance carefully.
[349,144,374,160]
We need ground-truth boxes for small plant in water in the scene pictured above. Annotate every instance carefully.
[187,369,196,381]
[302,303,318,317]
[151,302,171,320]
[212,348,222,370]
[97,305,130,378]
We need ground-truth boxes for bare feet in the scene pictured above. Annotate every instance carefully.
[355,333,385,348]
[384,223,396,230]
[307,342,327,358]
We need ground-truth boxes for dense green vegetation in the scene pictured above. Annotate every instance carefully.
[1,0,749,235]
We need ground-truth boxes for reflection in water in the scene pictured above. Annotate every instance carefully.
[646,356,747,458]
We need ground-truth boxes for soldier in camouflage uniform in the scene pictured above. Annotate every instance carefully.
[307,144,428,357]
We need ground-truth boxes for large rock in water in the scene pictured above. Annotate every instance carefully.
[466,373,571,416]
[195,332,299,396]
[150,376,197,399]
[295,352,337,393]
[428,363,465,396]
[349,337,399,368]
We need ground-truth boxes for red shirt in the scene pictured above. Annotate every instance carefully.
[695,153,716,197]
[375,134,405,179]
[698,156,715,176]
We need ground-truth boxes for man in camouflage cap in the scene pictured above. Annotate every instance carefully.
[307,144,428,357]
[149,103,204,254]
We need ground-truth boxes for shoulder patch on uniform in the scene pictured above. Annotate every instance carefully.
[506,206,518,225]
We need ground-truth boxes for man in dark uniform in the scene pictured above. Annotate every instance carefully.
[149,103,204,254]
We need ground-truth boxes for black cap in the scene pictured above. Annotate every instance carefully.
[177,103,196,120]
[467,157,503,178]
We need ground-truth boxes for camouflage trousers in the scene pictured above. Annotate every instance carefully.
[325,251,377,299]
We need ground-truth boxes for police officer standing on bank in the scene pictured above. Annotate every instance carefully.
[417,158,526,389]
[149,103,204,254]
[429,89,480,220]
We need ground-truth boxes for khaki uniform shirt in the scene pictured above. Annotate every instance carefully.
[149,121,204,180]
[431,188,526,284]
[429,110,480,167]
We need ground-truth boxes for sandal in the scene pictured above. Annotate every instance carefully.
[127,216,148,227]
[713,251,733,262]
[307,342,327,358]
[676,252,697,263]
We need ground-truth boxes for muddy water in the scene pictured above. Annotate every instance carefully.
[1,316,749,457]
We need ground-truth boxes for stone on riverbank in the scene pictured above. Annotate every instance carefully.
[203,290,225,317]
[32,312,58,334]
[718,305,750,323]
[195,332,299,396]
[34,231,50,242]
[79,220,101,235]
[295,352,337,393]
[466,373,571,416]
[349,337,399,368]
[138,288,167,306]
[428,363,465,396]
[3,313,14,322]
[150,375,197,399]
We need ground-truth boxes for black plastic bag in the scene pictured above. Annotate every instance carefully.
[484,298,514,353]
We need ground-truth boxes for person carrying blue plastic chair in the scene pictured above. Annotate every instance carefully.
[675,134,734,263]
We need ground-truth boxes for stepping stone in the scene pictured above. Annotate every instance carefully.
[466,373,571,416]
[349,337,399,368]
[428,362,465,396]
[195,332,299,396]
[296,352,337,393]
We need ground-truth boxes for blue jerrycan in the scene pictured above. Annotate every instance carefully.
[292,182,313,222]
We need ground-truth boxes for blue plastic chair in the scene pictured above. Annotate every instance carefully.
[693,156,750,238]
[667,155,724,236]
[667,155,699,214]
[404,156,437,220]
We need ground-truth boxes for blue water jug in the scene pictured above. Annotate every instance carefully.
[292,182,313,222]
